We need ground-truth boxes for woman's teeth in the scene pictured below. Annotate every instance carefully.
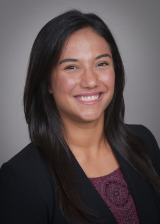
[76,94,101,101]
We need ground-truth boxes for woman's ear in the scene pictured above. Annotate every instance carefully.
[49,89,52,94]
[48,83,53,94]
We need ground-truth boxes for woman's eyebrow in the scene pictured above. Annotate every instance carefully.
[96,54,111,60]
[59,58,78,65]
[59,54,111,65]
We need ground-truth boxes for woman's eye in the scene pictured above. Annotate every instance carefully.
[98,62,108,66]
[65,65,76,70]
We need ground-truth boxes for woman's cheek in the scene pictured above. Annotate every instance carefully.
[100,69,115,87]
[57,74,79,94]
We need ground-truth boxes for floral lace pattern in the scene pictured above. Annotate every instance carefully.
[89,168,139,224]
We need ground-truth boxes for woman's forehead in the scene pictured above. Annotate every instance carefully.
[59,28,112,60]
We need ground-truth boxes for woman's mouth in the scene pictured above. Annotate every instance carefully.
[74,92,103,105]
[75,93,101,102]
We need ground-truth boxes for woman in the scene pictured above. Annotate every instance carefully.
[0,10,160,224]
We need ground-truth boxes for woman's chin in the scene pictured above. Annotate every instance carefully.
[76,111,104,123]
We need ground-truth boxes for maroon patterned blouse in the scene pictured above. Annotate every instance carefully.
[89,167,140,224]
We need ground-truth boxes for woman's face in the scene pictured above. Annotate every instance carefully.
[50,28,115,124]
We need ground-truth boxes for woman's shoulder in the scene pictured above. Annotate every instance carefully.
[0,143,56,223]
[3,143,45,170]
[1,143,51,183]
[0,142,56,193]
[127,124,159,149]
[127,124,160,175]
[4,143,40,164]
[127,124,155,136]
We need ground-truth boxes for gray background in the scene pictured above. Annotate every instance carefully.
[0,0,160,166]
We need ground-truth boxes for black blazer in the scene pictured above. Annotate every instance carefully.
[0,125,160,224]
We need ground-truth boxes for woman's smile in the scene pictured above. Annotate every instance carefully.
[74,91,103,105]
[50,28,115,123]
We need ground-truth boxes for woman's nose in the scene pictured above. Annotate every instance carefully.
[80,68,99,89]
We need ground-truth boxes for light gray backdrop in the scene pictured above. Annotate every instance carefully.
[0,0,160,166]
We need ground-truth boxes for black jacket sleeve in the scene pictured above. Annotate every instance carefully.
[0,162,48,224]
[129,124,160,176]
[141,125,160,176]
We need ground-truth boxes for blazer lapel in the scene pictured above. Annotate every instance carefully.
[71,152,118,224]
[112,145,159,224]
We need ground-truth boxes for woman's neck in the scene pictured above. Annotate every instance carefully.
[62,113,109,159]
[61,113,119,177]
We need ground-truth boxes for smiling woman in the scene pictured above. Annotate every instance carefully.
[49,28,115,124]
[0,10,160,224]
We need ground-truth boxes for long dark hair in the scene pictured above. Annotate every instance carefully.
[24,10,160,224]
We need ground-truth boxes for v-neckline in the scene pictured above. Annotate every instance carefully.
[88,167,120,180]
[71,149,118,224]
